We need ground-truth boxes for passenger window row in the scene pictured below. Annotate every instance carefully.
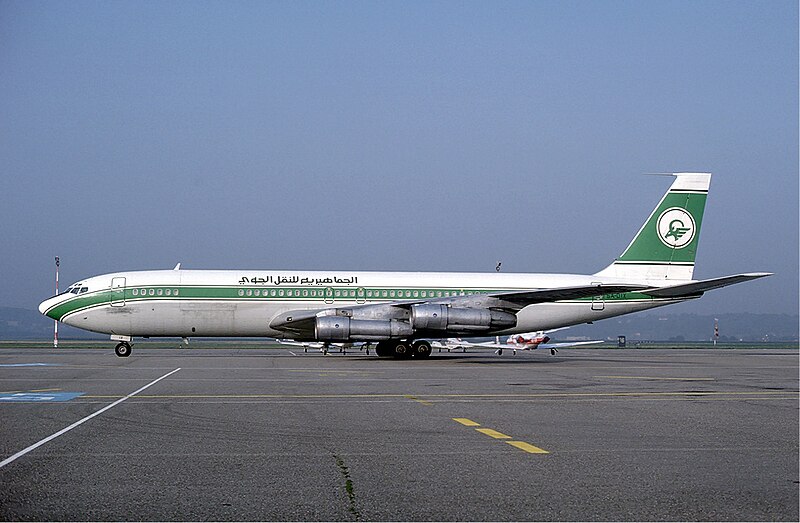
[131,288,179,297]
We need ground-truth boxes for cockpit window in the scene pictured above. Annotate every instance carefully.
[61,283,85,296]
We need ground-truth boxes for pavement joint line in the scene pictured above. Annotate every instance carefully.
[0,367,181,470]
[73,390,798,400]
[595,375,716,381]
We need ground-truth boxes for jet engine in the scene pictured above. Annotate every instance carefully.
[315,316,413,341]
[410,304,516,331]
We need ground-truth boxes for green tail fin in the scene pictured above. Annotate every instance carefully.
[595,173,710,281]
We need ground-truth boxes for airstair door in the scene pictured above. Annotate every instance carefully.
[110,277,126,307]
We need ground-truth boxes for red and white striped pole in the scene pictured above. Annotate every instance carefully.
[54,256,59,348]
[713,318,719,346]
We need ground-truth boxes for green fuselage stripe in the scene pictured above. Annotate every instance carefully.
[45,286,660,322]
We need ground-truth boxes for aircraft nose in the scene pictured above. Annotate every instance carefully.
[39,295,61,317]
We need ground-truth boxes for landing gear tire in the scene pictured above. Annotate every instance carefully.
[393,342,412,359]
[375,341,393,358]
[114,342,132,358]
[412,340,432,359]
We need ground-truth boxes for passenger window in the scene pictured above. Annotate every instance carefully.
[270,289,276,296]
[279,289,284,297]
[166,289,171,296]
[157,289,163,296]
[254,289,260,296]
[173,289,179,296]
[132,289,138,296]
[149,289,155,296]
[238,290,244,296]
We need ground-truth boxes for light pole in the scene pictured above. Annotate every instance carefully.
[54,256,59,348]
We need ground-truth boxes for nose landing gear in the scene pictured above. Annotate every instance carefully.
[114,341,132,357]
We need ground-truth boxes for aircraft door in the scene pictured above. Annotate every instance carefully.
[110,277,126,307]
[590,281,605,311]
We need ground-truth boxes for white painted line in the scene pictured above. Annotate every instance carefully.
[0,367,181,469]
[288,350,298,356]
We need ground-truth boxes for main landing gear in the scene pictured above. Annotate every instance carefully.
[374,340,432,359]
[114,341,132,357]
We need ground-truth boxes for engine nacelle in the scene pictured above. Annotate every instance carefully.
[410,304,517,332]
[315,316,413,341]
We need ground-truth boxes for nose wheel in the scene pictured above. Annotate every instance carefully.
[114,341,132,357]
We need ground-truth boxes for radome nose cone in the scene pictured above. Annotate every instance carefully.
[39,296,59,316]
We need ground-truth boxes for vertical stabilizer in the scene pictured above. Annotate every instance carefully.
[594,173,710,281]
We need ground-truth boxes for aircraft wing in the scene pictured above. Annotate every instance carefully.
[481,284,649,306]
[540,340,604,349]
[270,283,650,337]
[463,340,603,350]
[643,273,772,298]
[276,339,324,349]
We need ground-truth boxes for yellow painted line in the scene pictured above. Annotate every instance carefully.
[452,418,481,426]
[476,428,511,439]
[30,388,62,393]
[404,395,433,406]
[506,440,549,454]
[595,375,715,381]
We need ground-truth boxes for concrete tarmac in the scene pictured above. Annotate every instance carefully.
[0,346,797,521]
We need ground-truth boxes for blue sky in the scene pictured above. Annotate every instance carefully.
[1,0,797,316]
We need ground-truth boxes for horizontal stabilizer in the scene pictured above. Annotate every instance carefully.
[644,273,772,298]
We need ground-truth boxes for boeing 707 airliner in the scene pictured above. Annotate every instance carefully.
[39,173,770,358]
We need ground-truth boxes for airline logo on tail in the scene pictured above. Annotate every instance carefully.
[657,207,695,248]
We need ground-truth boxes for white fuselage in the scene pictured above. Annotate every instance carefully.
[40,269,685,339]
